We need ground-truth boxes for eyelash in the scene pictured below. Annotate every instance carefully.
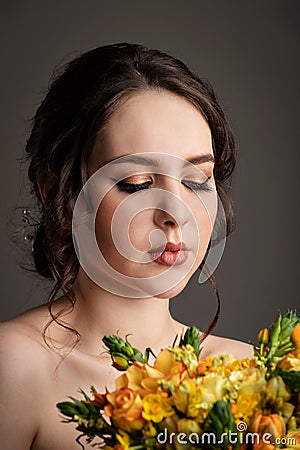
[116,177,213,193]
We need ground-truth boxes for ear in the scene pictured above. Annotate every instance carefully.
[37,171,56,203]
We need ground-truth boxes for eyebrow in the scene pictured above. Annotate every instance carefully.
[185,154,215,165]
[106,153,215,167]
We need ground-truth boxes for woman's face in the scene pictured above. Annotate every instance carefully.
[86,90,217,298]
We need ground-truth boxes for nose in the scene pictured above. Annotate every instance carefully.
[153,180,189,230]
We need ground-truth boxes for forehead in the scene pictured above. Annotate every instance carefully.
[90,90,213,170]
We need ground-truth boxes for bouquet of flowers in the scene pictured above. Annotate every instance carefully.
[57,310,300,449]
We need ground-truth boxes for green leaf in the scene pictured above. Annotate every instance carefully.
[276,369,300,393]
[267,310,300,361]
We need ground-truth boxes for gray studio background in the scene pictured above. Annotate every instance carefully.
[1,1,299,343]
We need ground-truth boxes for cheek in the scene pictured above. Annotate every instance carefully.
[128,210,154,251]
[95,194,118,246]
[190,193,217,235]
[95,195,154,254]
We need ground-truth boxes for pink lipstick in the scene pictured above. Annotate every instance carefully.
[148,242,189,266]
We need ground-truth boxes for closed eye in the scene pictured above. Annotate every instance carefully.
[116,177,213,193]
[182,177,213,192]
[116,180,152,193]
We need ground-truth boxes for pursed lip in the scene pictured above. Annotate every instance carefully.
[148,242,190,266]
[149,242,189,253]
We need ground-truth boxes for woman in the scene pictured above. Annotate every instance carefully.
[0,43,252,450]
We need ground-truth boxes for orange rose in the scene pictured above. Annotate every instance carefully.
[291,324,300,351]
[252,443,275,450]
[285,429,300,448]
[104,388,145,432]
[239,445,275,450]
[249,411,286,441]
[114,351,185,398]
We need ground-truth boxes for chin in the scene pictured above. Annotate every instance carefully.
[153,276,191,300]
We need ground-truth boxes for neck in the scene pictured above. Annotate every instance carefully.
[59,269,185,356]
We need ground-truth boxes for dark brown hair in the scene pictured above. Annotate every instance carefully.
[25,43,236,346]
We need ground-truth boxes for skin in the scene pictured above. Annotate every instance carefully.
[0,90,253,450]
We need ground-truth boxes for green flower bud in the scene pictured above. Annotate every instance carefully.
[179,326,201,357]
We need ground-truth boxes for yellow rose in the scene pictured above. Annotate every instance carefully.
[104,388,145,432]
[154,348,178,374]
[277,354,300,371]
[142,393,174,423]
[115,361,164,397]
[230,367,266,397]
[198,373,225,404]
[154,348,186,384]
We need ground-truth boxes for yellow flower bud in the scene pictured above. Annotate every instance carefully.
[258,328,270,345]
[112,355,129,370]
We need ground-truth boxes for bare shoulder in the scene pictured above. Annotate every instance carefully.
[0,309,53,450]
[1,315,47,361]
[202,333,254,359]
[0,304,53,358]
[0,307,54,394]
